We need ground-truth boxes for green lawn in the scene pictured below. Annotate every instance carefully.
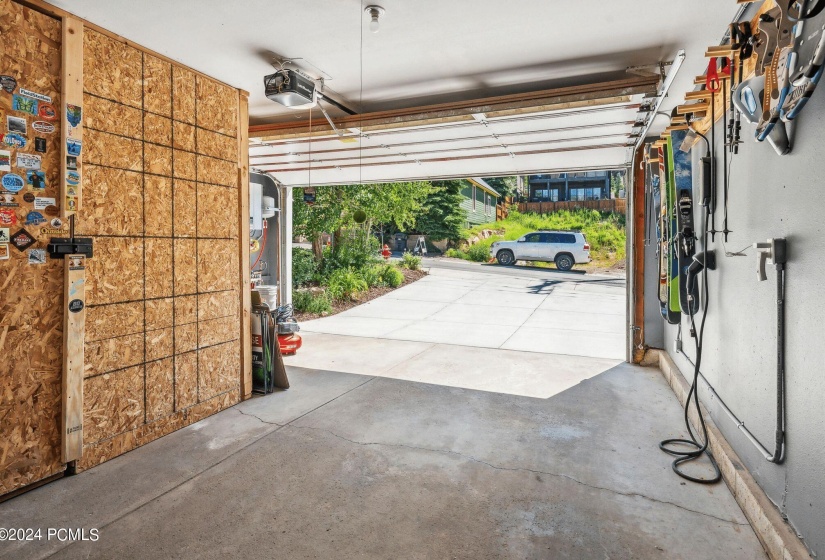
[445,209,626,269]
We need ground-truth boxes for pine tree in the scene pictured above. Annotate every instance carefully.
[414,180,467,241]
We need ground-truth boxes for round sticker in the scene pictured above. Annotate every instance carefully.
[66,171,80,185]
[32,121,56,134]
[3,133,26,149]
[38,103,57,121]
[50,217,63,227]
[69,299,84,313]
[44,205,60,217]
[23,192,35,203]
[2,173,25,192]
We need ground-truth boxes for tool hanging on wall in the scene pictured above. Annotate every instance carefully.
[779,0,825,121]
[729,22,752,154]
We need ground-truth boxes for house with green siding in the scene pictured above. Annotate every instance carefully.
[460,178,500,227]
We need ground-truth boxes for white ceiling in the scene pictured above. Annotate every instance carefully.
[47,0,741,184]
[49,0,738,126]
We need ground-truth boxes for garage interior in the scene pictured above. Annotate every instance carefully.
[0,0,822,559]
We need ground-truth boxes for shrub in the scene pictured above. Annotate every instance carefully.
[400,252,422,270]
[380,265,405,288]
[292,248,317,288]
[327,268,368,301]
[466,243,491,263]
[293,289,333,314]
[359,265,385,288]
[319,233,380,280]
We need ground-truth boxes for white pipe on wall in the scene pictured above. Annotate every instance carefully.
[280,186,293,305]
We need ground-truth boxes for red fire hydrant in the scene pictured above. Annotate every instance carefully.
[382,244,391,260]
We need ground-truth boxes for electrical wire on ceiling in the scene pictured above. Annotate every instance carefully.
[359,0,365,187]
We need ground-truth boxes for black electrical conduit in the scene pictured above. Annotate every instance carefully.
[675,262,786,464]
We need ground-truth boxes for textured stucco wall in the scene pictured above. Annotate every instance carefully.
[657,100,825,556]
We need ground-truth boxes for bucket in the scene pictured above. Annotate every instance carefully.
[254,285,278,310]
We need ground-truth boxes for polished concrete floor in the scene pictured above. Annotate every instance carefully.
[0,366,766,559]
[0,265,767,559]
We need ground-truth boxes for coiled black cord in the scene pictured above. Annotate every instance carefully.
[659,162,722,484]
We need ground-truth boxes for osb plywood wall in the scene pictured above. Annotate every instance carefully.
[76,29,241,470]
[0,0,64,495]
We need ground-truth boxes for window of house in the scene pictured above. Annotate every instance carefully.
[570,188,601,201]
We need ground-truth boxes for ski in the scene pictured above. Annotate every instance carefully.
[660,140,681,324]
[671,129,699,315]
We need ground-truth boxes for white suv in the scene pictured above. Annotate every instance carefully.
[490,231,591,271]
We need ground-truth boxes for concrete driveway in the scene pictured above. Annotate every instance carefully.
[285,261,627,398]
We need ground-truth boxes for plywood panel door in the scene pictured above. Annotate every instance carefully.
[0,0,65,496]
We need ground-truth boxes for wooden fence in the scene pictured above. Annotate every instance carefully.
[516,198,627,215]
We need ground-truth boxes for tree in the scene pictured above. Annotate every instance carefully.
[293,181,434,261]
[414,180,467,241]
[610,171,626,199]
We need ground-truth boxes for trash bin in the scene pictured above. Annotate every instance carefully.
[394,233,407,252]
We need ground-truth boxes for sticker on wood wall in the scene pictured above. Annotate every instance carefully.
[0,75,17,93]
[28,248,47,265]
[12,94,38,115]
[0,208,17,225]
[9,228,35,251]
[17,154,42,170]
[39,103,57,121]
[3,133,26,148]
[7,116,27,134]
[67,138,82,156]
[19,88,52,103]
[27,171,46,190]
[33,121,56,134]
[66,104,82,129]
[2,173,25,192]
